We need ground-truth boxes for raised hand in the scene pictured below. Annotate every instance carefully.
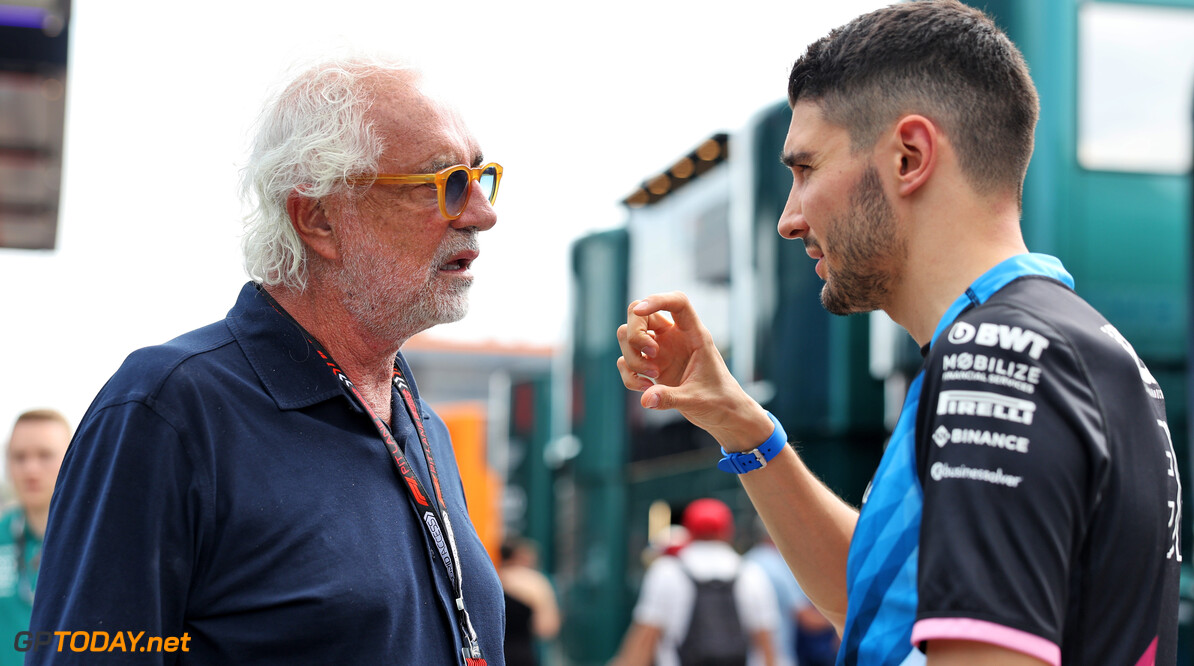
[615,291,772,451]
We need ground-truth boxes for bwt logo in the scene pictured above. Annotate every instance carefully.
[948,322,1051,360]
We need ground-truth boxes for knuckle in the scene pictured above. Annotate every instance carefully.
[620,355,639,377]
[620,355,644,375]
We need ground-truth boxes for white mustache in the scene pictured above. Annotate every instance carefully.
[433,232,479,265]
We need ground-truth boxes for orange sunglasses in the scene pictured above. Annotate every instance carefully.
[347,162,502,220]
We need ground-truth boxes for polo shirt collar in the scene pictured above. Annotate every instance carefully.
[224,282,358,411]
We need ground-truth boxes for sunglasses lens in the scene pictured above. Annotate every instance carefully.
[479,166,498,204]
[444,168,470,217]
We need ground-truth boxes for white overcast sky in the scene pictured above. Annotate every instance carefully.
[0,0,890,440]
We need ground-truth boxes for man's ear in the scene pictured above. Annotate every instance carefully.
[286,190,339,261]
[889,114,938,198]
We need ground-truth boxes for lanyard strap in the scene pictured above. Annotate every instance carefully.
[261,291,485,664]
[339,355,485,663]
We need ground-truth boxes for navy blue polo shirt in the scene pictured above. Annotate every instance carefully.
[28,282,505,664]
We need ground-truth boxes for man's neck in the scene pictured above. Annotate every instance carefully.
[265,283,407,423]
[24,506,49,538]
[884,199,1028,347]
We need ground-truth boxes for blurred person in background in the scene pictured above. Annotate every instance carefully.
[744,518,836,666]
[617,1,1180,664]
[0,409,69,666]
[611,498,778,666]
[651,524,692,562]
[792,602,837,666]
[29,55,505,664]
[499,537,560,666]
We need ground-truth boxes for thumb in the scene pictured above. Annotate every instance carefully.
[641,384,677,411]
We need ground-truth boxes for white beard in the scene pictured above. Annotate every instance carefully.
[332,228,476,343]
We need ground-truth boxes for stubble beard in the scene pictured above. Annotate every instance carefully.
[819,165,906,316]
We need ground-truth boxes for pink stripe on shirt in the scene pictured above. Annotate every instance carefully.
[911,618,1059,665]
[1134,636,1157,666]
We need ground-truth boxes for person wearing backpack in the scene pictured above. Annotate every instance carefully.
[611,498,779,666]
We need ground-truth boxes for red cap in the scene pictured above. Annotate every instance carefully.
[682,498,734,541]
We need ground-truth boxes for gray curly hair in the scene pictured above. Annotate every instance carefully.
[240,56,413,291]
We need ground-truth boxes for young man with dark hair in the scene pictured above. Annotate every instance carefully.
[617,2,1181,664]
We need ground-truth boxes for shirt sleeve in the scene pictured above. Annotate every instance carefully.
[736,562,779,633]
[912,305,1103,665]
[632,557,685,629]
[28,398,204,665]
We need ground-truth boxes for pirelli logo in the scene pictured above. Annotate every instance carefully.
[936,390,1036,425]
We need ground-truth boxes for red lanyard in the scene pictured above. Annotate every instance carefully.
[262,293,486,665]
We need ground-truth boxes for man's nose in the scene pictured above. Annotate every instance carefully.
[452,181,497,231]
[777,190,806,240]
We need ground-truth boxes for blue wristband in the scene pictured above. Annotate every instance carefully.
[717,412,787,474]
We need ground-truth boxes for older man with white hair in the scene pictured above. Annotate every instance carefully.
[29,57,504,665]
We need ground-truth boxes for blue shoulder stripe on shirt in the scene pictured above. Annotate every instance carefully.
[929,253,1073,347]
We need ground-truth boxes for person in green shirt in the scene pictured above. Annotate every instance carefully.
[1,409,70,665]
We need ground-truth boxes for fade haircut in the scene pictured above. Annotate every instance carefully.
[240,56,414,291]
[788,0,1039,202]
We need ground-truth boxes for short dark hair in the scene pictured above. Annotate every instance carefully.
[788,0,1039,201]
